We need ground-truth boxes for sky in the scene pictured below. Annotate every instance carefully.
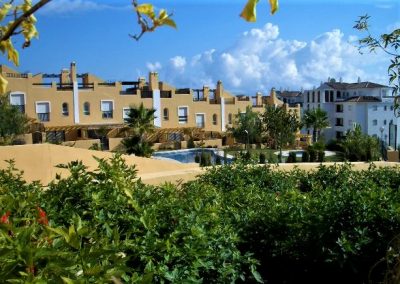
[1,0,399,95]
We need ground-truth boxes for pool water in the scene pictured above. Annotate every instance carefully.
[152,148,232,164]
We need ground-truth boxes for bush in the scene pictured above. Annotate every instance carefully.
[200,152,212,167]
[287,151,297,163]
[317,150,325,162]
[308,148,317,162]
[187,138,195,149]
[215,155,222,165]
[194,154,200,163]
[302,151,310,162]
[259,153,266,164]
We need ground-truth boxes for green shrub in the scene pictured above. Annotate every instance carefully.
[259,153,266,164]
[287,151,297,163]
[302,151,310,162]
[194,154,200,163]
[317,150,325,162]
[187,138,195,149]
[199,152,212,167]
[215,155,222,165]
[308,148,317,162]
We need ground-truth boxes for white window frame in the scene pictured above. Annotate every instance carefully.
[195,113,206,128]
[122,107,130,121]
[35,101,51,113]
[100,100,114,111]
[178,106,189,124]
[9,92,26,105]
[372,119,378,126]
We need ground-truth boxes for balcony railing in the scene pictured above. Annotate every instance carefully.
[193,97,207,102]
[141,90,153,98]
[37,113,50,122]
[102,111,113,119]
[12,104,25,113]
[6,73,28,78]
[175,88,191,94]
[179,115,188,123]
[160,91,172,98]
[196,123,205,128]
[237,96,250,101]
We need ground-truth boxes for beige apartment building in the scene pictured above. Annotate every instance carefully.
[1,62,301,149]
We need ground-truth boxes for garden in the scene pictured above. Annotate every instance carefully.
[1,155,400,283]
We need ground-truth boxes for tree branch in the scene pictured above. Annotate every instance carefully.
[0,0,52,43]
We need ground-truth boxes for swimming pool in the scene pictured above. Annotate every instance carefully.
[152,148,232,164]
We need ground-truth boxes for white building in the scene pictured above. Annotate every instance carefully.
[303,79,398,148]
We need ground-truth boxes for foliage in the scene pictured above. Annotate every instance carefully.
[0,155,257,283]
[317,150,325,162]
[259,152,266,164]
[354,15,400,115]
[196,162,400,283]
[0,94,29,144]
[287,151,297,163]
[262,105,302,161]
[199,151,212,167]
[123,103,156,157]
[229,106,262,145]
[301,151,309,162]
[187,137,195,149]
[302,108,330,142]
[340,124,380,161]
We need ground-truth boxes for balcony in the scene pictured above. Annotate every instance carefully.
[193,97,207,102]
[175,88,191,94]
[13,104,25,113]
[160,91,172,98]
[237,96,250,101]
[102,111,113,119]
[37,113,50,122]
[141,90,153,98]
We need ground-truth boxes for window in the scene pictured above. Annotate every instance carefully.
[372,119,378,126]
[101,100,113,119]
[62,102,69,116]
[384,119,387,125]
[373,105,378,111]
[336,104,343,113]
[391,105,394,111]
[307,92,310,102]
[335,118,343,126]
[336,131,344,139]
[178,106,188,124]
[212,114,218,125]
[330,91,334,102]
[312,91,315,103]
[317,91,320,103]
[122,107,131,123]
[196,113,205,128]
[83,102,90,115]
[163,108,169,121]
[9,93,25,113]
[384,105,388,111]
[325,90,329,102]
[337,91,341,99]
[36,101,50,122]
[228,113,232,124]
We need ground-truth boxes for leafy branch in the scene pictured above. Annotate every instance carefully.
[354,15,400,116]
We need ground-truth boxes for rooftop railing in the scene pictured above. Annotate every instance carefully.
[5,73,28,78]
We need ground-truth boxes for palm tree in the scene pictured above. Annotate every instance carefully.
[122,103,156,157]
[302,108,329,143]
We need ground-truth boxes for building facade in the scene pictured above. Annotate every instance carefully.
[2,62,300,147]
[303,79,398,148]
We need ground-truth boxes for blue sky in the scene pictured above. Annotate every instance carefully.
[2,0,399,94]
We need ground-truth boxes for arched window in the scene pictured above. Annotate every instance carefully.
[62,102,69,116]
[212,113,217,125]
[83,102,90,115]
[228,113,232,124]
[163,108,169,120]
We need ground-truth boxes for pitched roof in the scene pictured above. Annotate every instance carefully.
[344,96,382,102]
[276,91,302,98]
[325,81,388,90]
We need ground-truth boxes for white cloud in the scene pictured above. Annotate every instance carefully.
[146,62,162,72]
[39,0,129,15]
[152,23,389,94]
